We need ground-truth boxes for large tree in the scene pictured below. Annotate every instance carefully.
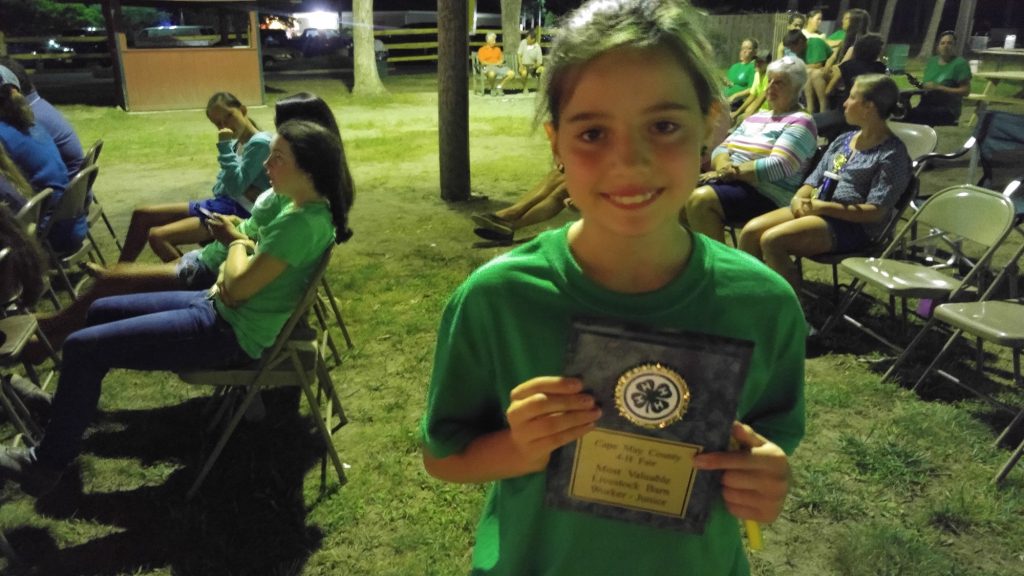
[352,0,386,96]
[500,0,522,57]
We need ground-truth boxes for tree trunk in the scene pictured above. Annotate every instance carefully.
[500,0,522,58]
[438,0,470,202]
[352,0,386,96]
[953,0,977,57]
[879,0,898,41]
[917,0,947,58]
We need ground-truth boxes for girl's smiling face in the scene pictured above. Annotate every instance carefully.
[546,46,707,241]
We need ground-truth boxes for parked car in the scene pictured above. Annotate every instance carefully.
[259,29,302,67]
[134,26,218,48]
[295,28,352,58]
[60,28,112,67]
[4,38,75,69]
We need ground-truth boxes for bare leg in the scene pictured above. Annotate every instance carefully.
[36,261,181,347]
[513,186,570,230]
[494,170,566,223]
[738,207,797,259]
[759,215,834,290]
[120,203,190,263]
[147,217,213,262]
[486,70,497,92]
[685,186,728,243]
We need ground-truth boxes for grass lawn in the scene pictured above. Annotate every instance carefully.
[2,71,1023,575]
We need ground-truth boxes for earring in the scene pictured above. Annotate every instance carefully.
[556,162,565,174]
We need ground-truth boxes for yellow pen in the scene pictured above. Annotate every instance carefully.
[728,436,763,551]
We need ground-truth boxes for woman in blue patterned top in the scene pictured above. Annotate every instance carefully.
[738,74,912,290]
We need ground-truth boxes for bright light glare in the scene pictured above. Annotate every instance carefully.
[295,11,338,30]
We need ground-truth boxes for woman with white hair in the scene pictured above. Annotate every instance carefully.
[685,57,818,242]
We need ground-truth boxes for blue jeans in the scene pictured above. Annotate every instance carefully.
[36,290,251,469]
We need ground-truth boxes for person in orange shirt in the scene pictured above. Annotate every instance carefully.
[477,32,515,96]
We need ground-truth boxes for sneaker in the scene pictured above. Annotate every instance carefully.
[471,213,514,244]
[0,447,63,496]
[5,374,52,419]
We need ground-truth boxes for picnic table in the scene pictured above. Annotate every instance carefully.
[966,70,1024,127]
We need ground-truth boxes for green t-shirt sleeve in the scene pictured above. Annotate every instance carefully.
[828,29,846,42]
[258,208,326,267]
[805,37,832,65]
[421,281,505,459]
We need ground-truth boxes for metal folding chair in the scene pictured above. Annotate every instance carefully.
[819,185,1018,353]
[82,139,123,258]
[177,248,348,500]
[38,166,103,299]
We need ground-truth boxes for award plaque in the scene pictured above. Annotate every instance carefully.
[545,318,753,533]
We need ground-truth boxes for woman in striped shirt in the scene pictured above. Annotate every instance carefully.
[684,57,818,243]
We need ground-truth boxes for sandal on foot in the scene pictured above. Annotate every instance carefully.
[471,214,514,243]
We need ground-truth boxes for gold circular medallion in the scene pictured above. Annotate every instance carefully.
[614,363,690,430]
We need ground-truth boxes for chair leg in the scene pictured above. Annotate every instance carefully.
[100,208,123,252]
[1,378,42,446]
[0,530,20,566]
[819,278,864,336]
[312,299,342,367]
[293,353,347,489]
[187,380,266,500]
[882,316,940,382]
[87,230,108,266]
[910,328,963,393]
[993,434,1024,485]
[320,280,353,349]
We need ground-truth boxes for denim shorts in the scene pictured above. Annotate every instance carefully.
[822,216,871,253]
[175,249,218,290]
[710,181,779,224]
[188,197,251,219]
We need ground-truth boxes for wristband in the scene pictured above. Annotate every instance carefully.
[229,239,255,255]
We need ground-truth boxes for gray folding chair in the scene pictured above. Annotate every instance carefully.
[0,249,60,447]
[82,139,123,258]
[14,188,61,309]
[819,185,1018,353]
[38,165,103,299]
[177,248,348,500]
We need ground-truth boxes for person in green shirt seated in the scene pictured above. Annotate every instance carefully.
[422,1,805,575]
[0,118,355,496]
[724,38,759,109]
[904,31,972,126]
[811,8,871,113]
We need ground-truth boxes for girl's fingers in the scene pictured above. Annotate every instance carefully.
[509,376,584,400]
[507,391,597,426]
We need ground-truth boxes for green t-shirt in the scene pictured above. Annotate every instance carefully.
[216,200,334,358]
[724,61,756,97]
[805,36,832,66]
[422,226,806,576]
[198,189,292,271]
[827,29,846,43]
[922,56,972,118]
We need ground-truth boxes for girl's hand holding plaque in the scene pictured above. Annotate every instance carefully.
[506,377,603,473]
[694,422,791,523]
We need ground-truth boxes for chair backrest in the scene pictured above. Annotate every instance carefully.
[49,165,97,223]
[14,188,53,239]
[976,111,1024,190]
[900,185,1016,249]
[872,173,919,245]
[82,139,104,170]
[252,246,335,366]
[888,121,938,162]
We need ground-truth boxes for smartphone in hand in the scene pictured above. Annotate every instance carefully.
[197,206,216,221]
